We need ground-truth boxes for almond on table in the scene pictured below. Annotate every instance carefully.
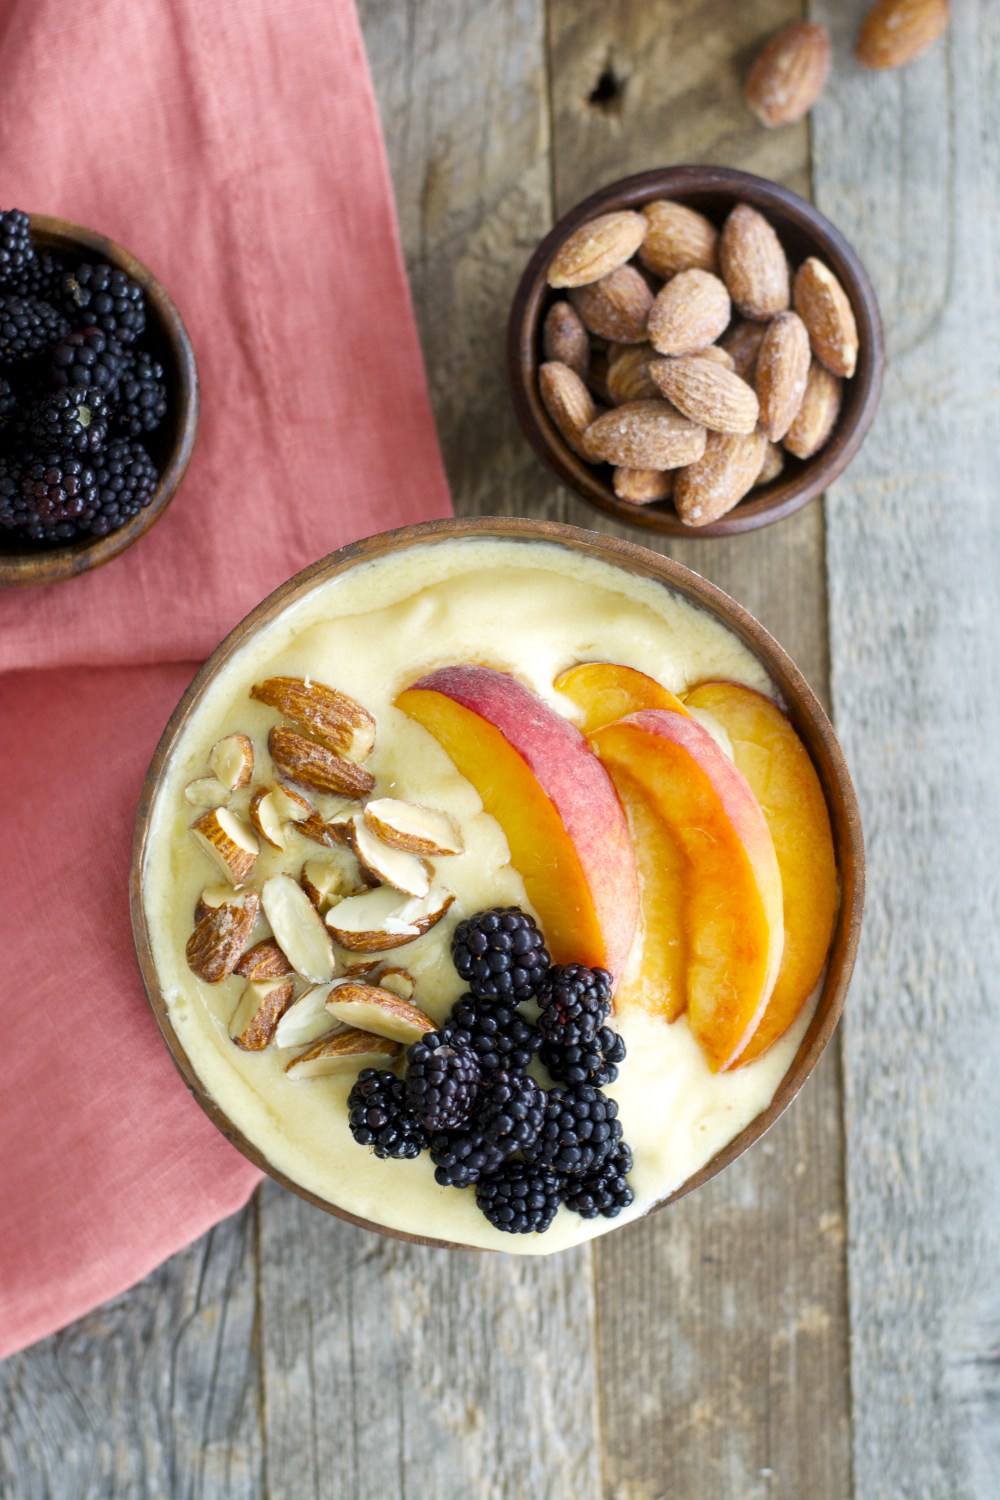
[745,23,832,127]
[856,0,949,70]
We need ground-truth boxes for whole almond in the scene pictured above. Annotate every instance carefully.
[856,0,949,70]
[607,346,660,405]
[543,301,590,379]
[755,310,811,440]
[720,319,768,380]
[745,23,832,127]
[613,467,673,504]
[547,211,647,289]
[720,204,790,320]
[584,400,707,469]
[675,428,769,527]
[650,356,759,435]
[638,200,719,278]
[538,361,598,459]
[569,265,653,344]
[783,361,843,459]
[754,440,785,487]
[793,258,859,378]
[648,269,731,356]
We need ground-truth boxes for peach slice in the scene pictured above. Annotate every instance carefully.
[611,770,688,1023]
[554,661,688,735]
[684,681,838,1062]
[396,666,638,976]
[591,709,784,1070]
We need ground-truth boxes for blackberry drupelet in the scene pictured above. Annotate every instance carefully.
[522,1082,622,1177]
[51,327,125,394]
[476,1161,566,1235]
[87,439,158,537]
[0,210,33,286]
[563,1142,634,1220]
[0,454,21,529]
[536,964,613,1049]
[441,994,539,1075]
[115,349,167,436]
[14,251,64,305]
[347,1068,428,1160]
[429,1125,507,1190]
[0,377,17,425]
[451,907,550,1002]
[0,296,69,362]
[475,1071,546,1156]
[405,1032,482,1131]
[10,451,99,542]
[539,1024,626,1088]
[61,263,145,343]
[26,387,110,456]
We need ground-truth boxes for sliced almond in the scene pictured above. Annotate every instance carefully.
[569,265,653,345]
[755,310,811,440]
[297,810,353,848]
[613,467,673,504]
[793,257,859,379]
[719,204,790,321]
[325,982,435,1044]
[284,1027,402,1079]
[230,979,295,1051]
[783,361,843,459]
[300,858,367,912]
[261,873,337,982]
[189,807,259,884]
[274,982,345,1049]
[647,269,732,356]
[249,788,286,850]
[674,428,770,527]
[251,677,376,762]
[650,356,759,435]
[363,798,463,858]
[347,814,431,898]
[186,892,260,984]
[754,440,786,488]
[268,726,375,800]
[209,733,254,792]
[184,776,230,808]
[538,361,599,462]
[375,966,416,1003]
[271,784,312,822]
[638,200,719,279]
[325,884,455,953]
[546,210,647,289]
[542,299,590,380]
[584,400,707,470]
[194,884,238,925]
[235,938,295,981]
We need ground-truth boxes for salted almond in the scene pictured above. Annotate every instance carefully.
[720,205,790,321]
[376,967,417,1003]
[675,428,769,527]
[651,356,759,435]
[184,776,230,808]
[268,726,375,799]
[261,873,337,983]
[547,211,647,289]
[584,400,707,469]
[606,346,660,405]
[251,677,376,762]
[783,361,843,458]
[538,361,598,461]
[719,319,768,380]
[325,883,455,953]
[194,884,238,925]
[326,982,435,1044]
[230,979,295,1051]
[235,938,295,981]
[274,982,343,1049]
[543,300,590,379]
[300,858,366,913]
[793,258,859,379]
[363,798,463,857]
[284,1027,401,1080]
[186,892,260,985]
[189,807,259,884]
[613,467,673,504]
[297,810,352,849]
[856,0,949,70]
[754,440,786,487]
[638,200,719,278]
[694,344,735,370]
[746,23,832,127]
[347,814,431,898]
[209,734,254,792]
[647,269,731,356]
[569,266,652,345]
[755,311,811,440]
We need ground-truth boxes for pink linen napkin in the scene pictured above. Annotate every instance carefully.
[0,0,451,1359]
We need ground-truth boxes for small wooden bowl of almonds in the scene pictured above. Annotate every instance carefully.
[508,165,883,536]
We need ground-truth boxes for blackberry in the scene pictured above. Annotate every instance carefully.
[347,1068,427,1160]
[115,350,167,436]
[451,907,550,1002]
[0,377,17,426]
[476,1071,546,1156]
[476,1161,566,1235]
[405,1032,481,1131]
[0,296,69,362]
[441,994,538,1075]
[8,451,99,543]
[563,1142,634,1220]
[429,1125,506,1190]
[61,263,145,343]
[0,454,22,530]
[539,1024,626,1088]
[51,327,125,394]
[0,210,33,287]
[536,964,613,1049]
[14,251,64,305]
[522,1082,622,1177]
[25,387,110,456]
[86,439,158,537]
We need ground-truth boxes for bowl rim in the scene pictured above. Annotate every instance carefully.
[0,213,199,588]
[507,163,884,538]
[130,514,865,1250]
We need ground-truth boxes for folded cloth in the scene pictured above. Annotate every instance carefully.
[0,0,451,1359]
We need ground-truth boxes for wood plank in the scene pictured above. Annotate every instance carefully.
[546,4,851,1496]
[810,2,1000,1495]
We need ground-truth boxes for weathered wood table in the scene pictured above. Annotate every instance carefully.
[3,3,997,1496]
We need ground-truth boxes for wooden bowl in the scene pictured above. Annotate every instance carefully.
[0,214,198,587]
[508,165,884,537]
[130,516,864,1248]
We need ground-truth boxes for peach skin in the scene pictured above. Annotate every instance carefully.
[554,661,688,735]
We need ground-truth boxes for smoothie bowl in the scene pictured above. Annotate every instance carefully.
[131,517,863,1252]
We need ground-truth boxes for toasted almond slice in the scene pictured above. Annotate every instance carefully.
[190,807,259,884]
[274,982,347,1049]
[325,884,455,952]
[325,982,435,1043]
[194,883,238,924]
[363,798,463,857]
[209,733,254,791]
[296,810,353,848]
[184,776,230,807]
[375,966,416,1003]
[235,938,295,981]
[284,1027,402,1079]
[269,726,375,799]
[271,785,312,822]
[347,814,431,898]
[251,677,377,761]
[248,788,286,850]
[261,873,337,982]
[186,892,260,984]
[300,859,367,913]
[230,979,295,1051]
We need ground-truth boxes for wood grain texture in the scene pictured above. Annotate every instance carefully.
[810,2,1000,1495]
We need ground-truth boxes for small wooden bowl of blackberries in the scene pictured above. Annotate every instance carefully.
[0,209,198,587]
